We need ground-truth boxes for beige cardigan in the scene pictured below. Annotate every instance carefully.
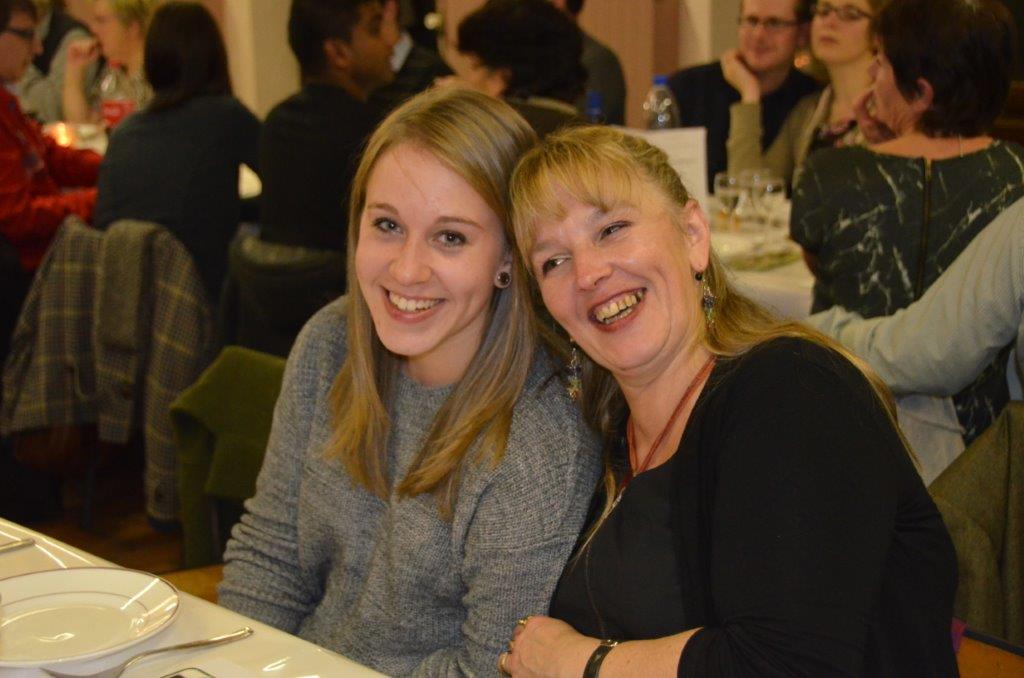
[726,86,863,184]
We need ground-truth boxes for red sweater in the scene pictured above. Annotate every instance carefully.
[0,86,100,271]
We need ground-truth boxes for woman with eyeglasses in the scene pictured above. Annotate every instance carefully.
[791,0,1022,450]
[727,0,881,183]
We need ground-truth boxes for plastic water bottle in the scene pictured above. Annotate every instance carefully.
[643,75,680,130]
[584,90,605,124]
[98,63,137,130]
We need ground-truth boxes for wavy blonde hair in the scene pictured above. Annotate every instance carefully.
[325,88,539,518]
[509,125,914,537]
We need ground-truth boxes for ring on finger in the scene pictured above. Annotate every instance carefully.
[499,651,511,676]
[516,616,530,628]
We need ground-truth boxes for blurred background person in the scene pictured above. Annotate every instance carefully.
[259,0,394,254]
[62,0,156,125]
[550,0,625,125]
[727,0,882,184]
[93,0,259,301]
[0,0,99,367]
[454,0,586,137]
[369,0,450,113]
[221,0,395,357]
[669,0,818,192]
[791,0,1022,444]
[14,0,95,122]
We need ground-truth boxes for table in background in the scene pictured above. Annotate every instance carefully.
[43,122,262,200]
[0,518,384,678]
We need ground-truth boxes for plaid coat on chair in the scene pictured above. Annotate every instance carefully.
[1,217,214,522]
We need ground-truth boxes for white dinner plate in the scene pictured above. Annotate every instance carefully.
[0,567,179,668]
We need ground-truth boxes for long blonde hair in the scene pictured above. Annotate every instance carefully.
[509,125,914,536]
[326,88,539,518]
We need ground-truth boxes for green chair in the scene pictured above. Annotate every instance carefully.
[171,346,286,567]
[930,402,1024,646]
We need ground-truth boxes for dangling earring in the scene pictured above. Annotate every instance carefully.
[695,270,715,327]
[495,271,511,289]
[567,341,582,402]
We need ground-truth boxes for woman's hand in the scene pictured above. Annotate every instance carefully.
[65,38,100,74]
[853,88,896,144]
[501,616,599,678]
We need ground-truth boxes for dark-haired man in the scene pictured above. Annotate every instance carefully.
[549,0,625,125]
[259,0,396,252]
[370,0,450,112]
[668,0,819,191]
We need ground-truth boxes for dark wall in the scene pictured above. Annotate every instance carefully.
[999,0,1023,78]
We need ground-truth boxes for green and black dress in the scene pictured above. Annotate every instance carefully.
[791,140,1024,442]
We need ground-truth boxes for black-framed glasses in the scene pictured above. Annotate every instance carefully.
[4,26,36,42]
[812,2,872,21]
[737,16,801,32]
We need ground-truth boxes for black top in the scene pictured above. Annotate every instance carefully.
[791,141,1024,442]
[95,94,261,298]
[258,83,383,252]
[370,43,451,113]
[550,338,958,677]
[667,62,820,192]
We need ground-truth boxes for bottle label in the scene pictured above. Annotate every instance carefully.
[101,98,135,129]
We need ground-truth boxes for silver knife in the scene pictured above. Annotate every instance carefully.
[0,537,35,554]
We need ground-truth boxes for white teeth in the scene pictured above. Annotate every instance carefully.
[388,291,441,312]
[594,289,645,323]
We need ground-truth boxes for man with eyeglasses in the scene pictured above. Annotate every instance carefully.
[0,0,99,362]
[668,0,819,191]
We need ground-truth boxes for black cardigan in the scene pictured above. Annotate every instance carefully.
[555,338,959,676]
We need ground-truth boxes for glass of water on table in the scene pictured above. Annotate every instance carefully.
[752,173,786,240]
[713,172,740,231]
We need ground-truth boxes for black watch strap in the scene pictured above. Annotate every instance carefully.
[583,639,619,678]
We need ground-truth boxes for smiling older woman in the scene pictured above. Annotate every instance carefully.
[501,125,958,677]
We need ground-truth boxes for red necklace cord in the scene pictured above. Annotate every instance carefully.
[622,355,716,492]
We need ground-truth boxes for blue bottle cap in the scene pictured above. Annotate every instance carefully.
[652,74,669,86]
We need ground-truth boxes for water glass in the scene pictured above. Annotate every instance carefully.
[713,172,740,230]
[753,174,786,236]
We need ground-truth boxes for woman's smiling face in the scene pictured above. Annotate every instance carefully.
[528,180,711,383]
[355,142,511,386]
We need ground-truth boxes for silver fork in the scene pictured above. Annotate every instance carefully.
[44,626,253,678]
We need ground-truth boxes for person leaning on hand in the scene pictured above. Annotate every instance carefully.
[498,125,958,677]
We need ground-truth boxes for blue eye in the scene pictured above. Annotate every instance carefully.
[373,217,399,233]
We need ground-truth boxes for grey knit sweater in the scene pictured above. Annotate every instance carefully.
[218,298,601,676]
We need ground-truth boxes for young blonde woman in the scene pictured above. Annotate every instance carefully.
[218,88,601,676]
[501,125,956,676]
[63,0,155,123]
[727,0,881,183]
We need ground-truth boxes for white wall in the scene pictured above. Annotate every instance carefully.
[220,0,299,119]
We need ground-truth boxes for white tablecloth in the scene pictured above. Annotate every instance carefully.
[0,519,384,677]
